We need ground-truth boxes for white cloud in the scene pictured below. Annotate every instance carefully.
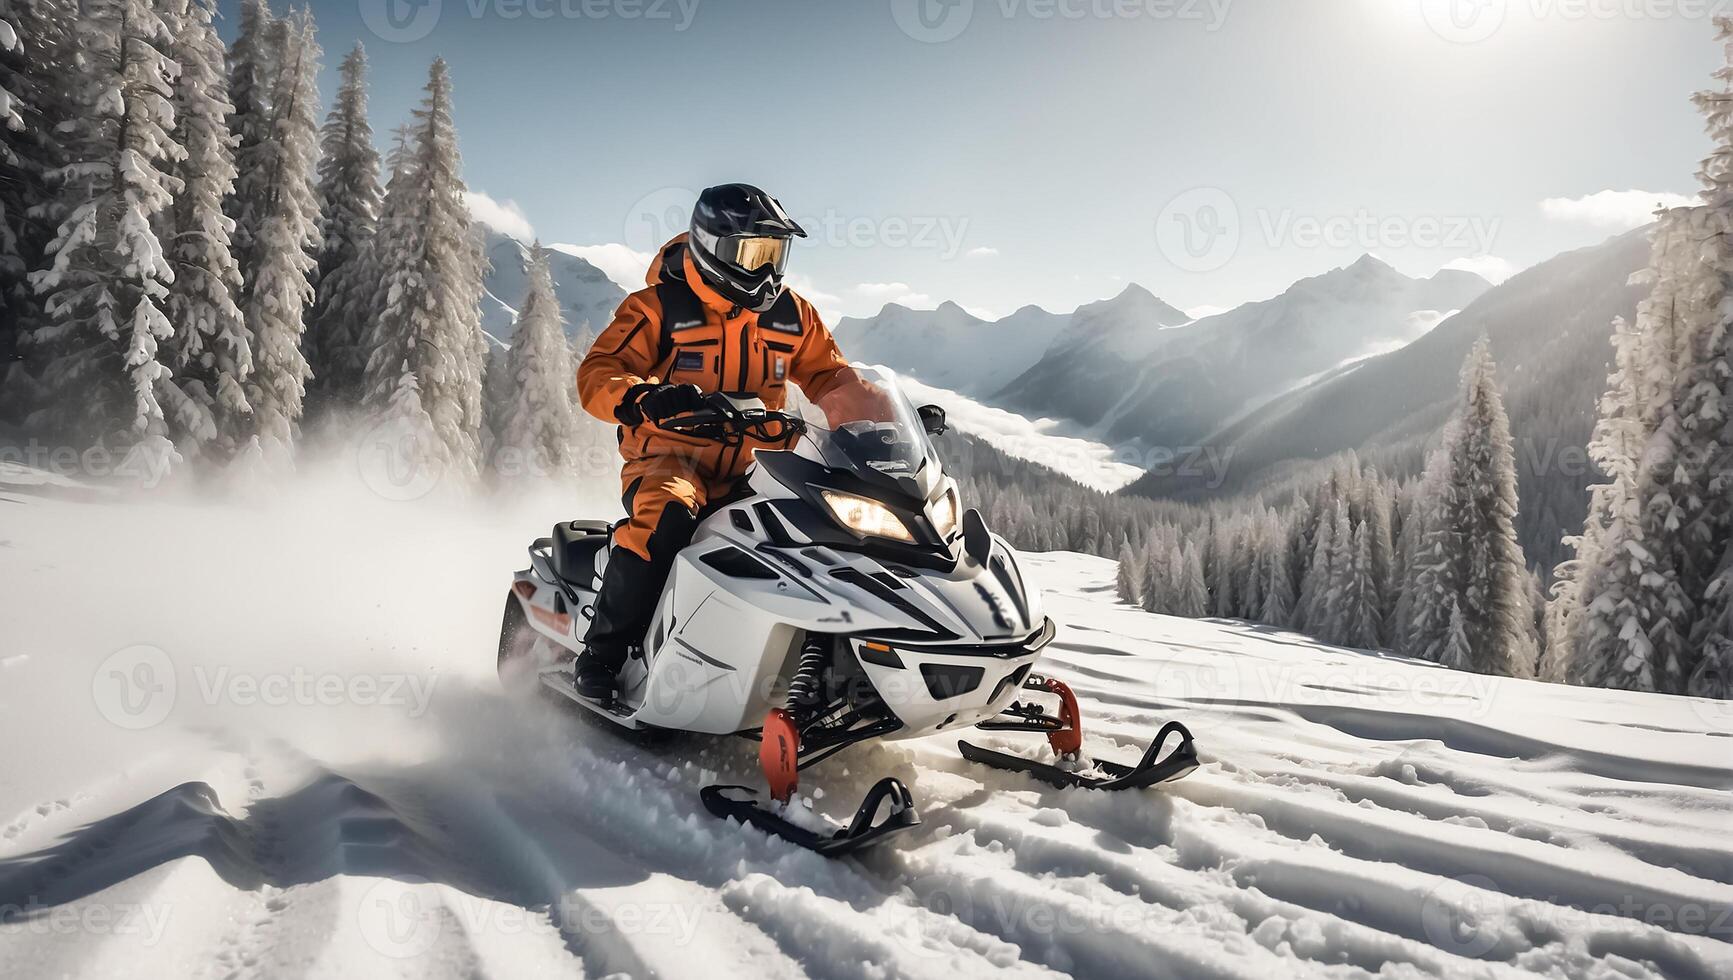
[786,274,844,324]
[852,282,935,308]
[465,191,535,242]
[1539,189,1693,230]
[852,282,914,299]
[1441,254,1520,284]
[965,246,999,258]
[548,242,653,293]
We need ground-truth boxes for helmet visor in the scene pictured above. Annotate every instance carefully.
[727,236,791,274]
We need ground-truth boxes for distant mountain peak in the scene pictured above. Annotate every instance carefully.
[1076,282,1190,326]
[1428,266,1493,288]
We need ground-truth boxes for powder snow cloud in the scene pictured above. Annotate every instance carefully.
[465,191,537,242]
[1540,189,1693,230]
[549,243,654,293]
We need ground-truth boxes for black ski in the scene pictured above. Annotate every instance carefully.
[700,776,920,857]
[957,720,1199,791]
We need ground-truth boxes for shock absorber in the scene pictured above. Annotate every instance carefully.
[785,633,830,722]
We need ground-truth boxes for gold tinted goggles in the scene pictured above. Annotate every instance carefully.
[729,236,790,273]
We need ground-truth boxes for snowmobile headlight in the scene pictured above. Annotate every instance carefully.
[820,490,915,543]
[930,489,959,538]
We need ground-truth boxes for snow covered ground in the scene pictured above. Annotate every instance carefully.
[888,373,1148,493]
[1,477,1730,979]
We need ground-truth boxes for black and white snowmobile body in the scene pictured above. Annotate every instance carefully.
[496,369,1197,856]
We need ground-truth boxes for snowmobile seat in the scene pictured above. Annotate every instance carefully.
[551,521,611,589]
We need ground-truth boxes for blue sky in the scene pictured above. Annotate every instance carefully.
[260,0,1721,321]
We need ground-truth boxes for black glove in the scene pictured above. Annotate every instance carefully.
[617,383,706,426]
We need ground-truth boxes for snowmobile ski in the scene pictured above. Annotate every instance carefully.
[700,777,920,857]
[957,720,1199,791]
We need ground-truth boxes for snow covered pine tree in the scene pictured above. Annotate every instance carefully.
[489,242,581,483]
[28,0,184,476]
[304,43,382,417]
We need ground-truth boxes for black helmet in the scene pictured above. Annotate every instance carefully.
[688,183,807,313]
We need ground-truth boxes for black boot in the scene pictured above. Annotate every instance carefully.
[575,547,665,700]
[572,650,619,701]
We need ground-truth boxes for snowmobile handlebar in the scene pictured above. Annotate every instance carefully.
[657,393,808,446]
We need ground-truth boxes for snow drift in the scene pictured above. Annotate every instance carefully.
[0,470,1729,979]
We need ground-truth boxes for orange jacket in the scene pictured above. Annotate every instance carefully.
[578,235,875,477]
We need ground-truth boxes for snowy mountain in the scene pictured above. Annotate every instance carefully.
[1129,228,1652,572]
[833,301,1072,399]
[1002,257,1492,447]
[479,229,626,349]
[2,482,1728,979]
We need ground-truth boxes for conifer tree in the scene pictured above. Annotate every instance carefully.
[238,10,321,462]
[491,243,580,482]
[29,0,184,470]
[1115,537,1143,606]
[225,0,280,271]
[304,43,382,414]
[0,0,72,422]
[361,59,488,480]
[159,0,250,460]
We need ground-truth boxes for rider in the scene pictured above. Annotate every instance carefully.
[572,183,885,700]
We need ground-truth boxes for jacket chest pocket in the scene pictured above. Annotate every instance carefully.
[666,330,722,388]
[763,338,795,388]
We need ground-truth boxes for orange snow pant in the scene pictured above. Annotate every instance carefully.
[614,452,745,562]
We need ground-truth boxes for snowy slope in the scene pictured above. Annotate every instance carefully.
[480,229,626,348]
[2,481,1729,979]
[885,372,1146,493]
[1003,258,1490,447]
[832,302,1075,400]
[1126,230,1653,575]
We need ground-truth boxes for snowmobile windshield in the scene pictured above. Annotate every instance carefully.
[795,367,943,500]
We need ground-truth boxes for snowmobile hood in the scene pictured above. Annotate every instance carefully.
[649,234,737,317]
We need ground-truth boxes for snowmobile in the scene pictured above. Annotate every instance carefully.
[495,368,1198,856]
